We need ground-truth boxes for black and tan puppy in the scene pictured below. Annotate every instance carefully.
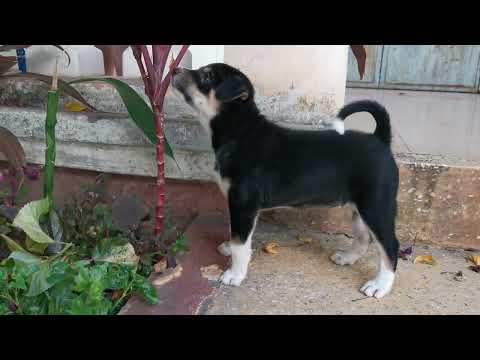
[172,63,400,298]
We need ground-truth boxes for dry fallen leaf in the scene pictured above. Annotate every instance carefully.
[200,264,223,281]
[111,289,123,301]
[151,263,183,287]
[263,242,279,254]
[298,234,313,244]
[65,101,87,112]
[413,255,437,266]
[0,126,26,174]
[466,255,480,266]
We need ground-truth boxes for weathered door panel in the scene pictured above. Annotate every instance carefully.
[347,45,383,88]
[379,45,480,92]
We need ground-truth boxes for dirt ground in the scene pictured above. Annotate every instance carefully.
[203,221,480,315]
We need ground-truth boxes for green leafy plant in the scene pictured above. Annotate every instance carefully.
[0,193,159,315]
[0,256,156,315]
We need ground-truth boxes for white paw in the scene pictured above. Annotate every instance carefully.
[360,277,393,299]
[330,250,360,266]
[219,269,245,286]
[217,242,232,256]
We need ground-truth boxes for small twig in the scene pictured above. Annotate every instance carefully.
[351,297,370,302]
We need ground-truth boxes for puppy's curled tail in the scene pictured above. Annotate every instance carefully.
[337,100,392,147]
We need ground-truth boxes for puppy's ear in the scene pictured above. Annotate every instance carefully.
[216,75,250,102]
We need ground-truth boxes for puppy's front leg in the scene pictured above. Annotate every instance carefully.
[220,198,259,287]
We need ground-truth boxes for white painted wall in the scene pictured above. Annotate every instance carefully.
[224,45,349,108]
[1,45,224,77]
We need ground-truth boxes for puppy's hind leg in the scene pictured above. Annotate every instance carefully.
[356,201,399,299]
[330,204,370,266]
[360,240,396,298]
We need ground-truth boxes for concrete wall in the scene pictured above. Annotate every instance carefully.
[2,45,349,111]
[225,45,349,110]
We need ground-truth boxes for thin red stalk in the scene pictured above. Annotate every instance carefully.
[153,105,166,236]
[139,46,157,91]
[131,45,190,237]
[152,45,171,89]
[152,46,171,103]
[131,46,153,102]
[150,45,170,236]
[155,45,190,103]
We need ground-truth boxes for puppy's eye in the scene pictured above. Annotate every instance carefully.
[202,70,212,82]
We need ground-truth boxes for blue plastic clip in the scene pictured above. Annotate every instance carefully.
[16,48,27,72]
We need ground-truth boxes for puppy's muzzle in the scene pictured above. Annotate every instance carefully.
[172,67,192,91]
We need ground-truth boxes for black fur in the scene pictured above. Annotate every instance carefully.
[172,63,400,272]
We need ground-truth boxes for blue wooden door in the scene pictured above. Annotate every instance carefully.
[347,45,383,88]
[348,45,480,93]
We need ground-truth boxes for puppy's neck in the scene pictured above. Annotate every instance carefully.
[210,102,264,153]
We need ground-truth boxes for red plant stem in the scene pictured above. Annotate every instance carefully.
[131,46,153,101]
[154,45,189,103]
[140,46,156,89]
[153,104,166,236]
[151,45,190,236]
[152,45,171,86]
[150,45,170,237]
[131,45,190,237]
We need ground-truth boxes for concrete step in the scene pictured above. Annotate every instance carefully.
[0,78,339,126]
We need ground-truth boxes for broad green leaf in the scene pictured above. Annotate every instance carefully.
[73,268,91,293]
[69,295,92,315]
[10,264,33,290]
[47,280,76,315]
[26,264,53,297]
[25,237,49,255]
[0,267,7,281]
[0,267,8,292]
[69,294,112,315]
[93,239,139,267]
[67,77,177,164]
[47,210,63,254]
[73,260,91,269]
[104,264,133,290]
[11,273,27,290]
[52,210,64,241]
[46,260,70,286]
[8,251,42,265]
[133,275,158,304]
[22,293,49,315]
[0,301,12,315]
[0,233,27,253]
[87,264,108,297]
[12,198,54,244]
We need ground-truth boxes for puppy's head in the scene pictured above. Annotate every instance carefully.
[172,63,255,121]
